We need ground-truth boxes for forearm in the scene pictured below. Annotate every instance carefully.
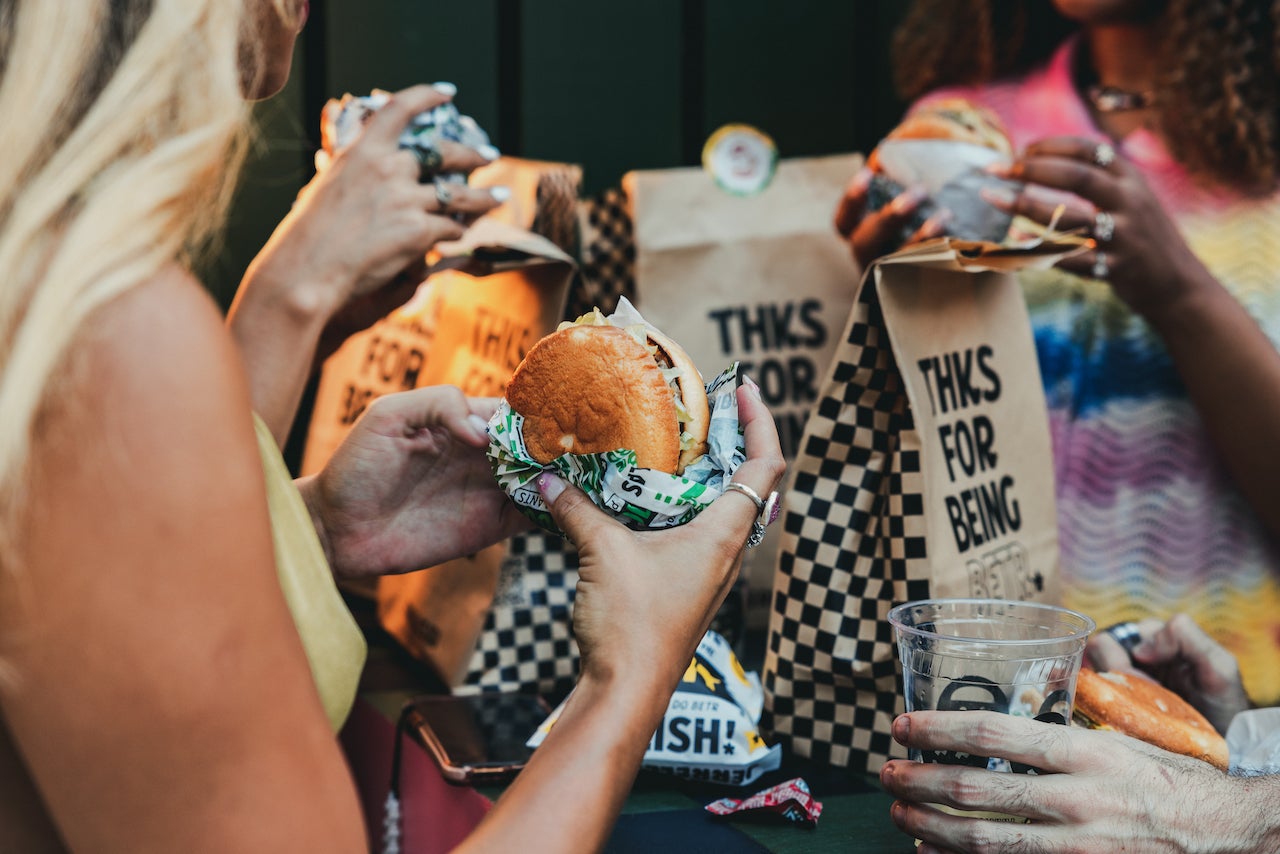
[228,259,338,448]
[457,672,674,854]
[1145,267,1280,538]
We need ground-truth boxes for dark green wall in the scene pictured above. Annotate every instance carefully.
[208,0,908,309]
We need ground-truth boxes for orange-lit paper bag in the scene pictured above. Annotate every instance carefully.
[302,218,573,685]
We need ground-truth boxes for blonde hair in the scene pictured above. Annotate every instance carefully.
[0,0,264,561]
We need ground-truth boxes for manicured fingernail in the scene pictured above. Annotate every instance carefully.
[489,185,511,202]
[890,801,907,828]
[846,167,873,193]
[741,374,761,399]
[920,209,952,237]
[466,414,490,442]
[432,81,457,97]
[984,161,1012,177]
[980,186,1016,209]
[890,185,928,215]
[537,471,566,504]
[478,144,501,161]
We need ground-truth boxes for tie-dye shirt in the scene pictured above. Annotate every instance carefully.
[921,36,1280,703]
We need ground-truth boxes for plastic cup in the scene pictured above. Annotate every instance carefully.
[887,598,1094,821]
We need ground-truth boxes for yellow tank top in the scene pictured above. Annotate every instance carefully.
[254,414,366,730]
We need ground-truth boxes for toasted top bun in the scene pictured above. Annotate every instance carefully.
[1074,668,1229,770]
[506,325,684,472]
[868,98,1012,171]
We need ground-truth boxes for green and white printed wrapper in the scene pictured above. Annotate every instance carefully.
[486,301,745,535]
[527,630,782,787]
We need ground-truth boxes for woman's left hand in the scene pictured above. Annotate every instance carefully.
[985,135,1214,322]
[297,385,529,580]
[881,710,1244,853]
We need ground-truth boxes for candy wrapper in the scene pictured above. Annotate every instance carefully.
[318,87,492,184]
[867,138,1019,245]
[486,298,745,535]
[705,777,823,826]
[1227,707,1280,776]
[527,630,782,787]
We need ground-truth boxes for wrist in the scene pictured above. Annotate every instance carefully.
[235,252,348,333]
[576,660,681,726]
[294,474,338,574]
[1135,264,1222,333]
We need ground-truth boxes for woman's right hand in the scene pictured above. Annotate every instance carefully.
[538,379,786,693]
[833,166,947,270]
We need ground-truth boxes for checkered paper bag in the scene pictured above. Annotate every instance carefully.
[763,237,1081,775]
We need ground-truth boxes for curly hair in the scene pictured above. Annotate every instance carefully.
[892,0,1280,190]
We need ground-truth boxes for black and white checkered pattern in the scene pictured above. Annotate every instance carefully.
[455,531,580,704]
[763,283,930,775]
[568,187,635,319]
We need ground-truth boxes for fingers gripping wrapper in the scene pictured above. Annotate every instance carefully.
[319,88,491,187]
[527,631,783,787]
[487,298,745,535]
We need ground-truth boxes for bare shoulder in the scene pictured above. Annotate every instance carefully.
[69,264,253,435]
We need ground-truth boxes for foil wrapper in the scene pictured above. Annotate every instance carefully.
[527,630,782,787]
[868,138,1019,245]
[486,298,744,535]
[318,88,491,184]
[1227,707,1280,776]
[705,777,823,826]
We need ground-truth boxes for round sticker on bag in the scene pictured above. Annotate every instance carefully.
[702,124,778,196]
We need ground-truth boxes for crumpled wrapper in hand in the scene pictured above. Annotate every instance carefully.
[486,298,745,536]
[528,630,783,787]
[317,88,491,184]
[868,138,1019,245]
[1228,707,1280,776]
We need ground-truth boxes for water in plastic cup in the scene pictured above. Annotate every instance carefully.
[887,599,1095,822]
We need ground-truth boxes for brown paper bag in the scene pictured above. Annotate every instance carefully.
[763,236,1079,775]
[301,219,574,685]
[624,154,864,627]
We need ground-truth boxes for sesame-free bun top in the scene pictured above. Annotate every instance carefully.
[505,325,683,472]
[1074,668,1229,770]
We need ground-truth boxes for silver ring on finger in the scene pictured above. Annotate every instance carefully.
[1092,250,1109,280]
[433,177,456,211]
[1093,142,1116,168]
[410,143,443,183]
[1104,621,1142,655]
[722,482,782,548]
[1093,210,1115,243]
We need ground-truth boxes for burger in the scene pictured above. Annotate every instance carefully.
[866,97,1016,244]
[504,310,710,475]
[867,98,1012,172]
[1073,667,1229,771]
